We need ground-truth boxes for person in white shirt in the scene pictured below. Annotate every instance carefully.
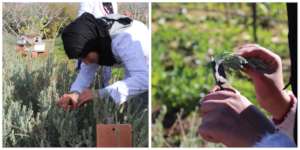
[57,2,149,110]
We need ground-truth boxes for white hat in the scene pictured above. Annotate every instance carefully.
[78,1,118,18]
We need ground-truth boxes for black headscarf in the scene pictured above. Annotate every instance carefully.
[62,12,116,66]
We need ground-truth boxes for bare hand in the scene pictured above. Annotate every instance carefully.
[78,89,95,107]
[57,93,79,111]
[236,44,291,119]
[198,87,275,147]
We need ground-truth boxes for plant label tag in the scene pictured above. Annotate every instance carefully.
[96,124,132,147]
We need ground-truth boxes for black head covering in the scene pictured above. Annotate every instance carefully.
[62,12,116,66]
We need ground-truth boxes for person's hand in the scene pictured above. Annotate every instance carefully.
[78,89,95,107]
[57,93,79,111]
[198,87,275,147]
[236,44,291,120]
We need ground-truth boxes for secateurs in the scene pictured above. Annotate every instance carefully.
[211,57,228,90]
[211,53,269,90]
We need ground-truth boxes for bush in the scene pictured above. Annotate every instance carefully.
[3,33,148,147]
[3,3,78,38]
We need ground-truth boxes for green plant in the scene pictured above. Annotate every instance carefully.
[214,53,269,73]
[152,105,224,147]
[3,33,148,147]
[3,3,149,147]
[152,3,289,147]
[211,52,270,88]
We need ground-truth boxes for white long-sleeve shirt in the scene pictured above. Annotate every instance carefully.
[71,2,149,105]
[70,20,149,105]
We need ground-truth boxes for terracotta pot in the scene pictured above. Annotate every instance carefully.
[96,124,132,147]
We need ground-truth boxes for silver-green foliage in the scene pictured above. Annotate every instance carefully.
[3,33,148,147]
[151,106,223,147]
[215,52,269,74]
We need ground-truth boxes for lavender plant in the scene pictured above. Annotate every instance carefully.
[3,33,148,147]
[212,52,269,88]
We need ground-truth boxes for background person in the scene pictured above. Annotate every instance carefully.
[57,1,149,110]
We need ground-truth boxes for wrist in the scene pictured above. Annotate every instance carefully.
[272,91,293,121]
[240,105,276,146]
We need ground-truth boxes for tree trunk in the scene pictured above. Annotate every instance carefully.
[251,3,258,42]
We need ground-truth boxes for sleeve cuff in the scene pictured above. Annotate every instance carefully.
[272,91,297,142]
[97,88,128,105]
[254,132,296,147]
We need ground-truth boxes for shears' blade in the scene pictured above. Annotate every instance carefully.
[211,57,228,89]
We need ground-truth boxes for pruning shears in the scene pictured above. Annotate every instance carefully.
[211,57,228,90]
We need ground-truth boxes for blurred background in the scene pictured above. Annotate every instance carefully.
[152,3,290,147]
[3,2,149,61]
